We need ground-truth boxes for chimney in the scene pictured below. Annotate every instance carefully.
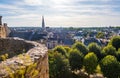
[0,16,2,25]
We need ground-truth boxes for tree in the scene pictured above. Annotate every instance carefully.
[53,46,67,57]
[109,36,120,50]
[116,48,120,61]
[49,51,70,78]
[102,45,116,57]
[83,52,98,75]
[69,49,84,71]
[72,42,88,55]
[100,55,120,78]
[64,46,71,53]
[96,32,105,38]
[64,46,71,57]
[88,43,101,60]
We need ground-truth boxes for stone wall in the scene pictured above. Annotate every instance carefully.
[0,38,34,58]
[0,38,49,78]
[0,25,6,38]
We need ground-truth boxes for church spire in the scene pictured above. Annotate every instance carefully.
[42,16,45,28]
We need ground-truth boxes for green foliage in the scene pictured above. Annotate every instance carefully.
[83,52,98,74]
[5,62,39,78]
[72,42,88,55]
[26,63,37,73]
[2,53,39,78]
[9,73,14,78]
[64,46,71,57]
[53,46,67,57]
[4,66,14,78]
[31,69,39,78]
[64,46,71,52]
[4,63,39,78]
[69,49,84,71]
[102,45,116,56]
[0,53,8,61]
[49,36,120,78]
[88,43,101,60]
[96,32,105,38]
[100,55,120,78]
[49,51,70,78]
[15,68,25,78]
[109,36,120,50]
[116,48,120,61]
[95,65,102,74]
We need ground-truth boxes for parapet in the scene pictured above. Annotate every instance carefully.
[0,38,49,78]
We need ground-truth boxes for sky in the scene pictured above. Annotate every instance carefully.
[0,0,120,27]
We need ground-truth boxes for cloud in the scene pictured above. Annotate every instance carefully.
[24,0,43,6]
[0,0,120,27]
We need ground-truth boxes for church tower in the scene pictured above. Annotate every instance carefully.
[42,16,45,28]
